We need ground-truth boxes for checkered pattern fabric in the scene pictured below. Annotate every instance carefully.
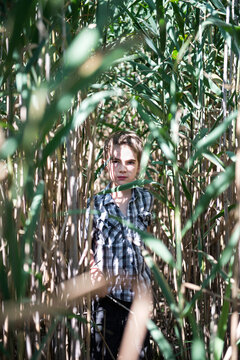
[85,184,154,302]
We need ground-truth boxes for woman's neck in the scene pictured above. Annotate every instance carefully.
[112,189,131,200]
[111,188,131,217]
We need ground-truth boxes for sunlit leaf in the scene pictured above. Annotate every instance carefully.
[182,163,235,237]
[191,338,206,360]
[147,319,176,359]
[143,250,178,313]
[63,28,100,70]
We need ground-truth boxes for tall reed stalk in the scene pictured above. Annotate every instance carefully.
[0,1,239,359]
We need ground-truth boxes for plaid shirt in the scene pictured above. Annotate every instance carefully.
[85,184,154,302]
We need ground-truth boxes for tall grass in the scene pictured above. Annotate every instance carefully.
[0,0,239,359]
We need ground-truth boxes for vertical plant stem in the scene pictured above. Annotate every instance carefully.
[86,114,97,360]
[231,109,240,360]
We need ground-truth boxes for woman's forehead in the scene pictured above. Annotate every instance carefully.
[111,144,138,160]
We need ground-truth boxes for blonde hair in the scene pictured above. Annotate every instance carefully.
[104,130,143,163]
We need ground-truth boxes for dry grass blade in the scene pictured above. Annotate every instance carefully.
[59,271,108,302]
[0,272,108,325]
[118,290,152,360]
[181,282,240,305]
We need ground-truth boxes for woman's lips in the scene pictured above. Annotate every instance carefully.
[117,176,127,180]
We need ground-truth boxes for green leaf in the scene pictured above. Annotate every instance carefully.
[185,110,238,170]
[137,104,176,162]
[213,281,231,359]
[141,233,175,267]
[63,28,100,70]
[0,137,19,159]
[39,89,122,166]
[182,163,235,237]
[97,179,163,195]
[191,338,206,360]
[140,94,164,118]
[180,176,192,202]
[2,0,36,82]
[143,250,178,314]
[171,2,184,36]
[19,181,44,294]
[183,224,240,317]
[147,319,176,360]
[105,210,175,268]
[202,151,225,171]
[22,181,44,247]
[3,200,23,299]
[209,0,225,11]
[32,317,60,360]
[203,17,240,52]
[0,257,10,300]
[207,77,222,96]
[197,251,228,281]
[36,42,129,150]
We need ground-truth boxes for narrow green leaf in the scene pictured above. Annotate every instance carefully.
[171,2,184,36]
[0,257,10,300]
[19,181,44,294]
[96,0,110,34]
[147,319,176,360]
[73,89,122,129]
[185,110,238,170]
[158,18,166,53]
[180,176,192,202]
[3,200,22,299]
[97,179,163,195]
[123,219,175,267]
[2,0,36,82]
[213,281,231,359]
[209,204,235,224]
[197,251,228,281]
[143,250,178,315]
[140,94,164,118]
[203,18,240,51]
[32,317,60,360]
[63,28,100,70]
[183,224,240,317]
[137,104,176,162]
[23,181,44,245]
[209,0,225,11]
[182,163,235,237]
[39,89,121,166]
[151,190,175,210]
[0,137,19,159]
[207,78,222,96]
[202,151,225,171]
[104,211,175,268]
[191,338,206,360]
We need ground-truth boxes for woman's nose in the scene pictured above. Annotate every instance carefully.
[119,163,126,172]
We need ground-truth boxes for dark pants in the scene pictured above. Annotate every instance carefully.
[91,296,150,360]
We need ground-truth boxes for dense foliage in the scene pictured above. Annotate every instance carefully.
[0,0,239,359]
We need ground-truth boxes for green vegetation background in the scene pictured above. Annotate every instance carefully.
[0,0,239,359]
